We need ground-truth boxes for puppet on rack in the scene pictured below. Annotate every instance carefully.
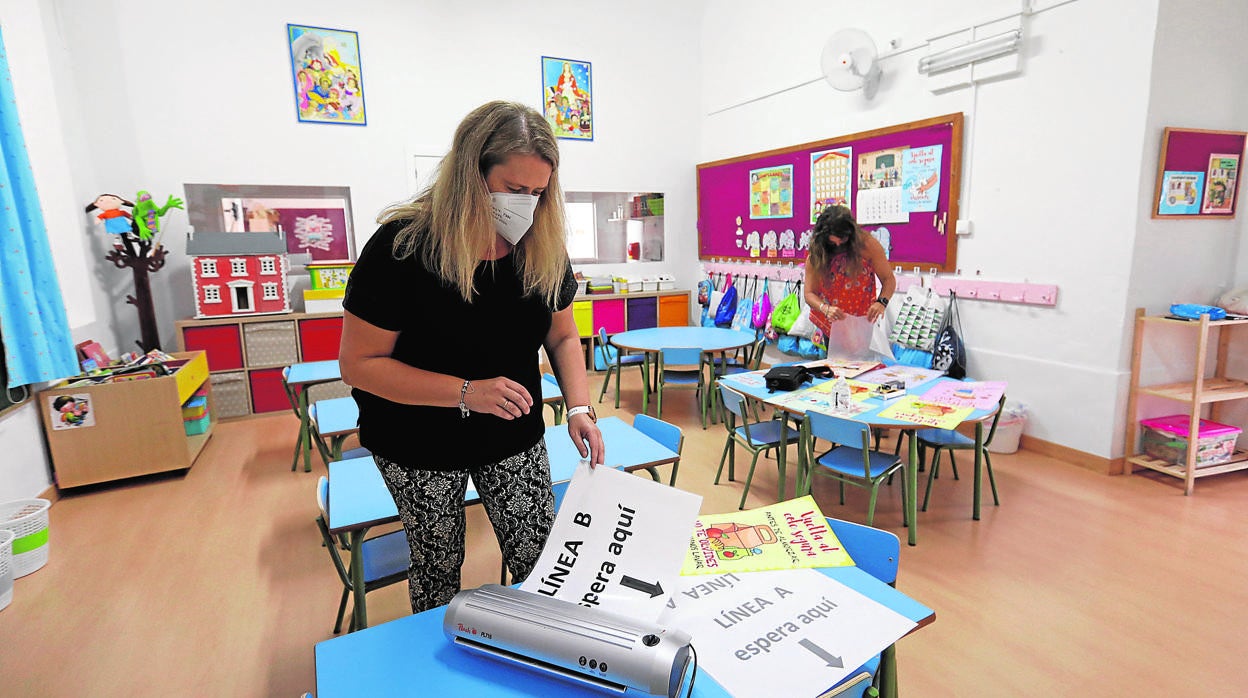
[85,190,184,352]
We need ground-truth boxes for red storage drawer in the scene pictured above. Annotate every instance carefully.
[249,367,290,414]
[299,317,344,362]
[182,325,244,371]
[592,298,626,335]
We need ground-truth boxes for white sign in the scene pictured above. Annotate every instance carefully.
[659,569,916,697]
[521,463,702,623]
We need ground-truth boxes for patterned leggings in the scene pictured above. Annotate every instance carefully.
[373,439,555,614]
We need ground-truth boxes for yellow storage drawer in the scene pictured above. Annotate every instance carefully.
[172,351,209,405]
[573,300,593,337]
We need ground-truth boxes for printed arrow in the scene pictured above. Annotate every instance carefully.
[620,576,664,598]
[799,638,843,668]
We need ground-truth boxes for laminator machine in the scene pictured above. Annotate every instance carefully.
[444,585,694,697]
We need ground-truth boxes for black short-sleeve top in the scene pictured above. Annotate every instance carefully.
[342,220,577,469]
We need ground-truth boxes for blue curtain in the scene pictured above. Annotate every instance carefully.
[0,29,78,387]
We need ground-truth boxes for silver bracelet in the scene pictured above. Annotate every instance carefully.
[458,380,470,418]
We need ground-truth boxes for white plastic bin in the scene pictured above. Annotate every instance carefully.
[988,404,1027,455]
[0,529,13,611]
[0,498,50,578]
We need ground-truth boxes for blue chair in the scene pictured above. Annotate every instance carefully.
[715,384,800,509]
[314,476,409,634]
[827,517,901,696]
[632,414,684,485]
[918,395,1006,515]
[541,372,565,424]
[656,347,712,428]
[596,327,646,408]
[803,411,908,527]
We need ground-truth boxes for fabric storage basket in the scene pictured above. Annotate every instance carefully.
[0,529,13,611]
[1140,415,1241,468]
[1,498,51,578]
[242,320,299,367]
[210,371,251,418]
[308,380,353,404]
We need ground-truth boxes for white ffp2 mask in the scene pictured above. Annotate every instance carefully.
[489,192,540,245]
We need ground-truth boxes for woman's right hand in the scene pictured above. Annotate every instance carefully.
[463,377,533,420]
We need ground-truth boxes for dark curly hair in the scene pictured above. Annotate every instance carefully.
[807,205,866,275]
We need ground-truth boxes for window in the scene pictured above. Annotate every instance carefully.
[259,256,277,275]
[261,282,279,301]
[565,201,597,260]
[200,258,218,277]
[203,285,222,303]
[229,258,248,276]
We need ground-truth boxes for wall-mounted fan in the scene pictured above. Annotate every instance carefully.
[820,28,882,99]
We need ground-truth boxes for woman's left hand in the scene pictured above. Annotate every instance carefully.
[867,301,886,323]
[568,413,605,467]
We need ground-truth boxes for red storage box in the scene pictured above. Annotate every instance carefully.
[249,367,291,414]
[298,317,344,362]
[1140,415,1241,468]
[182,325,243,371]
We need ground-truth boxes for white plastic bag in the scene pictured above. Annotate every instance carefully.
[824,314,874,360]
[788,304,817,339]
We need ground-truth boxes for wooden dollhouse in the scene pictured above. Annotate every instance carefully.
[186,232,291,318]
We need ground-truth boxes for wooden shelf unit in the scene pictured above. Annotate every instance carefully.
[39,351,213,489]
[571,289,691,369]
[175,311,350,420]
[1124,309,1248,494]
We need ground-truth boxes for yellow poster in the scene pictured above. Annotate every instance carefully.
[682,496,854,575]
[877,398,973,429]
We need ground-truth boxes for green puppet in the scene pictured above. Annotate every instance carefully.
[132,190,184,242]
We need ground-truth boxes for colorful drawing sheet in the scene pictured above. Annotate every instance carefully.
[659,569,917,698]
[1158,171,1205,215]
[770,385,874,417]
[725,369,768,388]
[902,145,943,212]
[921,380,1007,410]
[856,365,944,389]
[750,165,793,219]
[877,399,972,429]
[810,379,877,402]
[1202,153,1239,214]
[810,147,853,223]
[682,496,853,575]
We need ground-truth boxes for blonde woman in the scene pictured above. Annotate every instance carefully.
[340,100,603,613]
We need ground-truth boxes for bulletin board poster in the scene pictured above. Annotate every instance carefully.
[749,165,793,219]
[1153,127,1246,219]
[697,114,964,271]
[810,147,852,224]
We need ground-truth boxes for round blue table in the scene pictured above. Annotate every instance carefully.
[610,327,756,416]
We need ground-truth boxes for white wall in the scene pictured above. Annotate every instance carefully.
[698,0,1162,458]
[0,0,704,497]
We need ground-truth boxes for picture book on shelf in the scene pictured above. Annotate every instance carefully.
[682,496,854,575]
[921,380,1007,410]
[877,398,973,429]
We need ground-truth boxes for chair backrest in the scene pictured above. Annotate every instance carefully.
[746,338,767,370]
[826,517,899,585]
[314,477,351,586]
[807,411,873,450]
[632,414,684,457]
[660,347,703,372]
[717,383,761,441]
[595,327,616,371]
[982,394,1007,447]
[316,475,329,520]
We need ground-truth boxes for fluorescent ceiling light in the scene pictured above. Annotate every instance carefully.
[917,29,1022,74]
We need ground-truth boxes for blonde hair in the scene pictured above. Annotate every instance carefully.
[378,100,569,305]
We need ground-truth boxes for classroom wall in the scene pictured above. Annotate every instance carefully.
[0,0,704,498]
[697,0,1166,459]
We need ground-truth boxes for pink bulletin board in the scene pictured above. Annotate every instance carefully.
[1153,127,1246,219]
[697,113,964,272]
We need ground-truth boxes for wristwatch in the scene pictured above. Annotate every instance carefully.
[876,296,890,307]
[566,405,597,422]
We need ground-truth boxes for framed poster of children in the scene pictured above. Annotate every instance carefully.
[287,24,366,126]
[1153,127,1246,219]
[541,56,592,141]
[697,113,964,272]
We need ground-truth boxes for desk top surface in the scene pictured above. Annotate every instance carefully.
[314,564,933,698]
[611,327,756,353]
[285,360,342,386]
[326,417,678,533]
[721,374,998,427]
[310,396,360,437]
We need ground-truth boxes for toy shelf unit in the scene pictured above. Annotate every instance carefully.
[1124,308,1248,494]
[176,311,350,420]
[570,290,691,368]
[38,351,212,489]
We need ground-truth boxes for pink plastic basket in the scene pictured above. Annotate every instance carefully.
[1140,416,1241,468]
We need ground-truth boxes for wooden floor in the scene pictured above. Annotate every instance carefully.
[3,370,1248,697]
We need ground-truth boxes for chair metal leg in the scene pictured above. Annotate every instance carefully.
[715,438,733,484]
[644,466,660,482]
[738,450,764,510]
[865,484,880,526]
[922,449,943,512]
[948,451,960,480]
[333,587,349,634]
[668,461,680,487]
[598,366,613,403]
[985,451,1000,505]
